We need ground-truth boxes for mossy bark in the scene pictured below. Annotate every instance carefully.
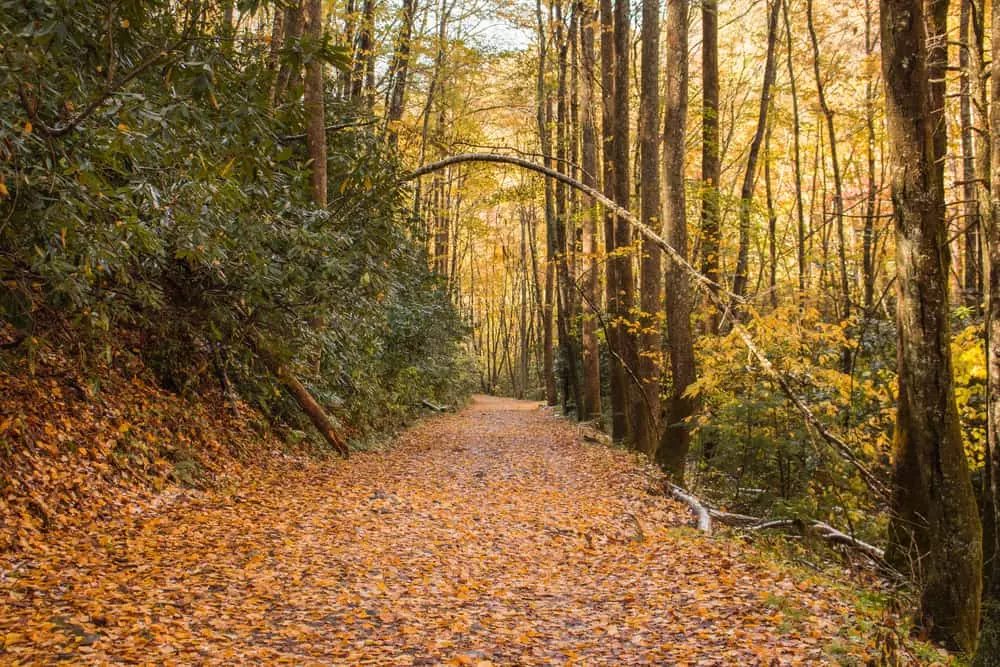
[880,0,982,653]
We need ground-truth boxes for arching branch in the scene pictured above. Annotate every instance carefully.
[406,153,890,500]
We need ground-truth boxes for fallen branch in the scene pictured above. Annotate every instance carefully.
[659,481,886,563]
[712,510,886,563]
[421,399,448,412]
[668,484,712,535]
[252,338,349,458]
[406,153,889,501]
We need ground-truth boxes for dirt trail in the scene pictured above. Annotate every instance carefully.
[1,395,869,664]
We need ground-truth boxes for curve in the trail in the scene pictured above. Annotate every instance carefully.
[1,395,869,664]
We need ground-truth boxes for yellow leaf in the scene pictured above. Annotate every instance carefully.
[23,121,32,134]
[220,156,237,178]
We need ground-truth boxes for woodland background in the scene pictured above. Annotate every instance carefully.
[2,0,1000,660]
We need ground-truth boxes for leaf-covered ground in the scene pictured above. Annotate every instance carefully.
[2,395,890,664]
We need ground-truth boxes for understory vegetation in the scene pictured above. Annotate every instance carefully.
[0,0,474,452]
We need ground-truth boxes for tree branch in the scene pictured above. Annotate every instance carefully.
[407,153,890,501]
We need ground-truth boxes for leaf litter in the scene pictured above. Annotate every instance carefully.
[1,395,880,664]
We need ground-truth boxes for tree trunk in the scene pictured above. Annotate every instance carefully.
[266,7,285,107]
[579,0,602,421]
[765,123,778,309]
[351,0,375,104]
[273,2,304,105]
[613,0,638,445]
[881,0,982,652]
[862,0,879,311]
[658,0,697,484]
[782,0,807,300]
[555,1,584,417]
[806,0,849,325]
[974,2,1000,660]
[701,0,721,333]
[958,0,983,314]
[601,0,627,439]
[634,0,661,456]
[536,0,558,406]
[732,0,780,301]
[385,0,417,149]
[304,0,327,208]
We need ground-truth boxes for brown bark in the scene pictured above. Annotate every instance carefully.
[862,0,879,311]
[579,0,602,421]
[350,0,375,104]
[254,341,349,458]
[881,0,982,652]
[555,0,584,417]
[304,0,327,208]
[658,0,697,483]
[701,0,721,333]
[959,0,983,312]
[536,0,558,406]
[265,7,285,108]
[634,0,661,456]
[782,0,807,299]
[732,0,780,301]
[806,0,849,323]
[386,0,417,149]
[601,0,627,439]
[612,0,638,445]
[279,368,349,458]
[975,0,1000,660]
[273,2,304,105]
[765,124,777,309]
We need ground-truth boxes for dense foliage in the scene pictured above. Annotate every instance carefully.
[0,0,473,444]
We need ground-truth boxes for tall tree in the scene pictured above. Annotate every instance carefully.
[536,0,558,406]
[555,0,584,415]
[304,0,327,207]
[782,0,807,299]
[385,0,417,148]
[806,0,849,323]
[975,1,1000,659]
[612,0,639,445]
[881,0,982,651]
[634,0,661,455]
[658,0,697,483]
[578,0,602,421]
[701,0,721,333]
[732,0,781,300]
[601,0,628,439]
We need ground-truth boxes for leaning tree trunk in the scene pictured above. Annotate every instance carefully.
[881,0,982,653]
[304,0,327,208]
[658,0,697,484]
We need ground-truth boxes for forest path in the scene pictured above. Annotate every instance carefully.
[1,395,868,664]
